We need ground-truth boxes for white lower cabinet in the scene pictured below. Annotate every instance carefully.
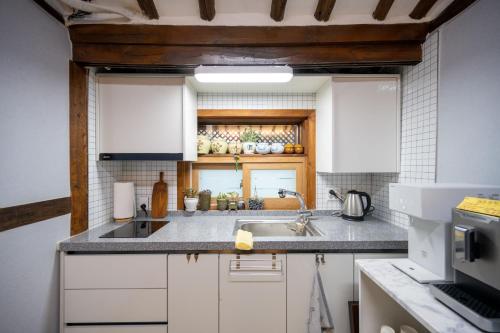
[219,254,286,333]
[353,253,407,301]
[65,325,167,333]
[287,254,354,333]
[167,254,218,333]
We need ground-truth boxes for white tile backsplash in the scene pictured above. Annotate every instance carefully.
[198,92,316,109]
[372,32,439,228]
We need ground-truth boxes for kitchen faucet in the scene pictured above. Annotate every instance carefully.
[278,189,313,233]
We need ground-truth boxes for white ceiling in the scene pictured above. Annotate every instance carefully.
[52,0,454,25]
[187,76,331,93]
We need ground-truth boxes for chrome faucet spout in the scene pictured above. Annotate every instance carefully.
[277,188,309,214]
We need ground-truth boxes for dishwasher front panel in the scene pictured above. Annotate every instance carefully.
[219,254,286,333]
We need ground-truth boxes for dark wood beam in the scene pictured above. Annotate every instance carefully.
[373,0,395,21]
[271,0,287,22]
[0,197,71,232]
[199,0,215,21]
[314,0,336,22]
[137,0,159,20]
[69,61,88,236]
[72,43,422,67]
[429,0,477,32]
[69,24,429,46]
[33,0,65,24]
[409,0,438,20]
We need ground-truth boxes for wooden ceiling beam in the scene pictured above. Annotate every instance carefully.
[270,0,287,22]
[72,43,422,67]
[314,0,336,22]
[373,0,395,21]
[199,0,216,21]
[409,0,438,20]
[69,24,429,46]
[33,0,65,24]
[429,0,477,32]
[137,0,159,20]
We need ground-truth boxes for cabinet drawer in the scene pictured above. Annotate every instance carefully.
[65,289,167,324]
[65,325,167,333]
[64,254,167,289]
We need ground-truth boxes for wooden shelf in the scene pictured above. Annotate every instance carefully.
[195,154,306,164]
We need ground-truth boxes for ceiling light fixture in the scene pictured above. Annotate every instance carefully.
[194,65,293,83]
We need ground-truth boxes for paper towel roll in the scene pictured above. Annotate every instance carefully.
[113,182,136,221]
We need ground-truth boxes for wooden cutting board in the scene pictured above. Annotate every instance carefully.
[151,172,168,218]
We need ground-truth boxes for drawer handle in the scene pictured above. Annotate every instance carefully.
[229,259,282,272]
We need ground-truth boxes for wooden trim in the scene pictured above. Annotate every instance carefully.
[271,0,287,22]
[303,112,316,209]
[314,0,336,22]
[176,161,191,210]
[199,0,216,21]
[69,61,89,236]
[373,0,395,21]
[409,0,438,20]
[0,197,71,232]
[33,0,65,24]
[72,43,422,67]
[198,109,313,125]
[68,24,429,46]
[196,155,306,164]
[137,0,159,20]
[429,0,477,32]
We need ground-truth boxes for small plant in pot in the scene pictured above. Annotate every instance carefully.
[227,192,239,210]
[216,192,228,211]
[198,189,212,211]
[240,128,260,154]
[184,188,198,212]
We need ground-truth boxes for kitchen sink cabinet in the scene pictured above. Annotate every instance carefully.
[167,254,218,333]
[96,75,197,161]
[316,75,400,173]
[287,253,354,333]
[219,254,287,333]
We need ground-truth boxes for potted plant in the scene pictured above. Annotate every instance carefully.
[184,188,198,212]
[240,128,260,154]
[198,189,212,211]
[216,192,228,211]
[227,192,239,210]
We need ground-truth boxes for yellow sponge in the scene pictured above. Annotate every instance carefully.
[235,229,254,251]
[457,197,500,217]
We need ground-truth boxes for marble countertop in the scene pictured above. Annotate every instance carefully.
[357,259,481,333]
[58,211,408,253]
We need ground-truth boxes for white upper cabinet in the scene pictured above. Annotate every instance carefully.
[96,75,197,161]
[316,75,400,173]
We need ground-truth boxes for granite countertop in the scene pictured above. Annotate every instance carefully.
[58,211,408,253]
[357,259,481,333]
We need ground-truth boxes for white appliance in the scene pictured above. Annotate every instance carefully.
[389,183,500,283]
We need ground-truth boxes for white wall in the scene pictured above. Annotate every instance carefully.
[0,0,71,332]
[437,0,500,185]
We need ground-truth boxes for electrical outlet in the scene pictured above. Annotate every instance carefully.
[138,196,149,210]
[327,187,342,200]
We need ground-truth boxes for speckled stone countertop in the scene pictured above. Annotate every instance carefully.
[357,259,481,333]
[58,211,408,253]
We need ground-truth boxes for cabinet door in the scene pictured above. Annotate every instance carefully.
[97,75,184,155]
[353,253,407,301]
[168,254,218,333]
[182,79,198,161]
[332,76,400,173]
[321,254,354,333]
[287,254,354,333]
[220,254,286,333]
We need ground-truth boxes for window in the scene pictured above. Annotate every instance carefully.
[193,162,305,210]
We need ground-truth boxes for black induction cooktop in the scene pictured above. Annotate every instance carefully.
[100,220,169,238]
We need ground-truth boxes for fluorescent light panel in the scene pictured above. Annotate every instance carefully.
[194,65,293,83]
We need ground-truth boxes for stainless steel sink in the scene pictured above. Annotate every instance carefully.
[233,219,323,237]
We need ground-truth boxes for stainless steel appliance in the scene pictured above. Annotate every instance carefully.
[330,189,372,221]
[100,220,169,238]
[430,209,500,332]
